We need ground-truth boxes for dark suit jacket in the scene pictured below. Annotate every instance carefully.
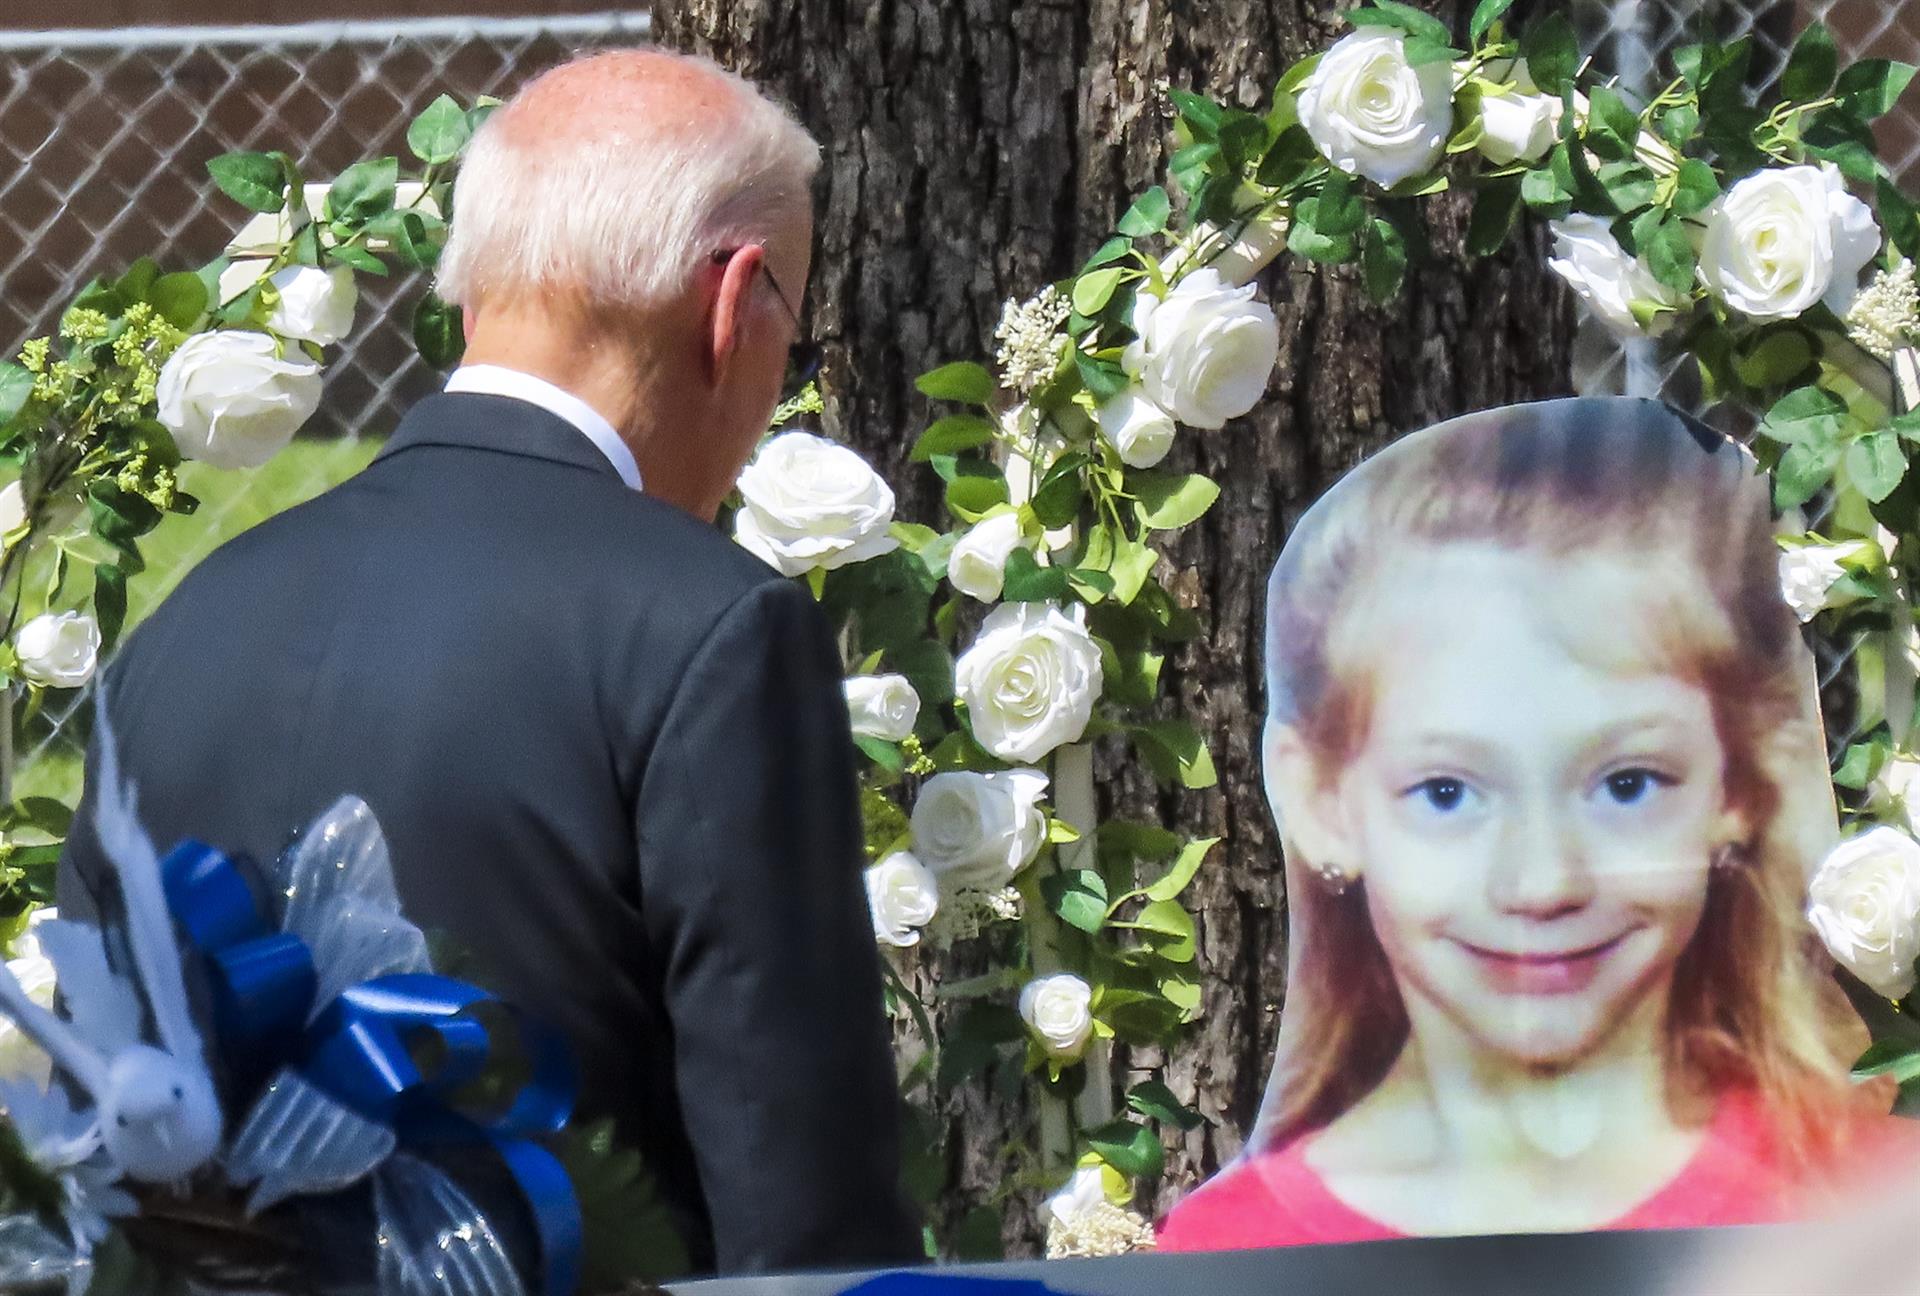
[56,391,920,1274]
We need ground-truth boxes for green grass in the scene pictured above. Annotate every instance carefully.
[13,436,384,804]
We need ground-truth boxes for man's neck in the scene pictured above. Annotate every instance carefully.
[461,308,718,516]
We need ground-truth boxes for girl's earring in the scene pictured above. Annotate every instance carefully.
[1313,859,1353,895]
[1710,842,1752,873]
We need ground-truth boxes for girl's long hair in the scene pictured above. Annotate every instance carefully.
[1253,397,1862,1167]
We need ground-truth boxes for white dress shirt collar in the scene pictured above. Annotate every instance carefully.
[444,364,643,491]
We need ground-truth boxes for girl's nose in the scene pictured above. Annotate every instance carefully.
[1486,801,1595,918]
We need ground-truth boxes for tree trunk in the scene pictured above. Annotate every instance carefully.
[654,0,1575,1253]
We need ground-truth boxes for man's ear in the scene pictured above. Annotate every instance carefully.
[1264,719,1361,875]
[707,245,763,384]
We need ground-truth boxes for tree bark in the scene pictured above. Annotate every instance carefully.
[654,0,1575,1254]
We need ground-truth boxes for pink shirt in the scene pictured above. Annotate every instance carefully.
[1157,1092,1833,1252]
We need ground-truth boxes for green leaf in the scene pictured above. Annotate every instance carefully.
[1466,176,1523,257]
[1086,1118,1164,1178]
[1782,22,1839,102]
[1586,86,1639,161]
[1132,898,1197,962]
[1350,0,1451,46]
[149,271,209,330]
[1030,451,1089,528]
[1145,836,1219,902]
[1671,159,1720,217]
[1075,352,1131,403]
[854,736,903,774]
[1001,547,1071,602]
[206,151,287,214]
[1760,385,1848,447]
[1044,868,1110,934]
[1362,217,1408,303]
[1520,158,1573,214]
[1853,1038,1920,1083]
[94,563,128,653]
[412,292,464,368]
[0,364,32,424]
[1831,740,1880,790]
[1277,53,1323,96]
[1170,89,1225,139]
[1880,177,1920,261]
[917,361,996,405]
[1133,472,1221,530]
[1659,104,1700,149]
[1316,168,1365,236]
[1128,1080,1206,1131]
[1082,236,1133,273]
[1731,328,1812,390]
[945,473,1009,522]
[910,414,995,462]
[1804,108,1880,185]
[329,244,388,276]
[1519,14,1578,95]
[1117,185,1172,237]
[407,93,473,165]
[1109,537,1160,605]
[1836,59,1919,121]
[1847,431,1907,505]
[1634,214,1696,296]
[1596,161,1657,212]
[326,157,399,224]
[1774,441,1842,509]
[1072,267,1127,316]
[1468,0,1517,42]
[1131,721,1218,789]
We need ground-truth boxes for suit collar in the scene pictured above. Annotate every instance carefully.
[376,392,626,483]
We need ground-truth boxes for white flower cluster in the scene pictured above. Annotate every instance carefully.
[1043,1166,1156,1259]
[993,286,1072,395]
[1847,258,1920,361]
[926,884,1024,945]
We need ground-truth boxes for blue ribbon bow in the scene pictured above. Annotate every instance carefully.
[161,840,584,1296]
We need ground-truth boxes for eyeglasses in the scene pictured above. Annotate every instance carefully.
[710,248,824,386]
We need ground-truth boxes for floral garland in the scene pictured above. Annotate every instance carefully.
[8,1,1920,1266]
[727,0,1920,1254]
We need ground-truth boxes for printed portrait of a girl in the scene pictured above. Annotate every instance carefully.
[1159,397,1908,1250]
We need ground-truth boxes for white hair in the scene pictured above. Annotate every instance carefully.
[436,50,819,312]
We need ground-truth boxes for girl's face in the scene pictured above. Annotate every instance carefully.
[1331,543,1731,1069]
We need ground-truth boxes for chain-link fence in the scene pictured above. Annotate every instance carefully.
[0,12,650,798]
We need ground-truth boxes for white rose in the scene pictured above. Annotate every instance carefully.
[1046,1166,1109,1227]
[1476,59,1564,166]
[733,431,900,577]
[1698,164,1881,320]
[0,910,57,1082]
[948,512,1033,603]
[865,852,941,948]
[1547,214,1687,338]
[14,613,99,689]
[1778,542,1865,622]
[910,768,1049,888]
[1875,756,1920,834]
[1808,827,1920,999]
[844,673,921,742]
[1298,30,1453,188]
[157,330,323,470]
[1096,389,1177,469]
[266,265,358,346]
[955,601,1105,762]
[1019,973,1094,1059]
[1122,268,1279,430]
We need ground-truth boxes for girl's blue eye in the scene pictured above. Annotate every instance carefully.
[1416,778,1468,812]
[1602,768,1670,805]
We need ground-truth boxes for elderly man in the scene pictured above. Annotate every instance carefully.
[57,50,919,1274]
